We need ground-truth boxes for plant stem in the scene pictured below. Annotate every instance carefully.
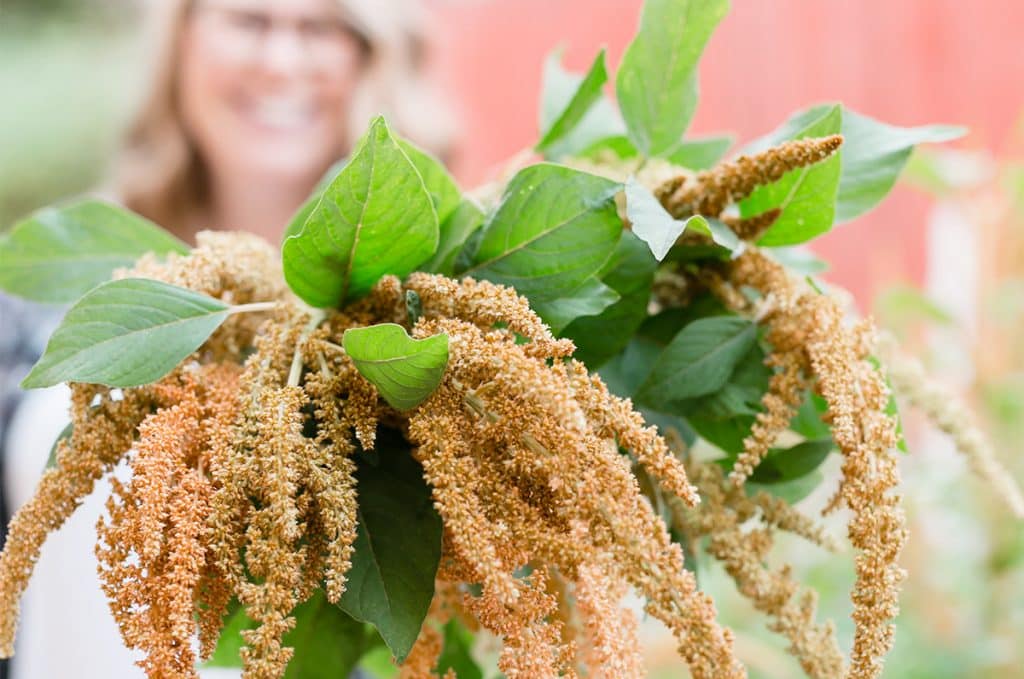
[230,301,278,314]
[316,351,333,380]
[287,309,328,388]
[319,340,347,357]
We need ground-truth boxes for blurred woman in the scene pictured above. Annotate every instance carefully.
[0,1,453,677]
[120,0,452,242]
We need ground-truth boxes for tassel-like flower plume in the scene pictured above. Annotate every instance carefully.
[660,135,844,218]
[877,333,1024,518]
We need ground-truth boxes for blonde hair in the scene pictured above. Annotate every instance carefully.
[115,0,455,236]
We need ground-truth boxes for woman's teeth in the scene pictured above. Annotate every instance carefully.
[247,97,317,129]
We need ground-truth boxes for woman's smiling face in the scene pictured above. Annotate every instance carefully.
[178,0,366,179]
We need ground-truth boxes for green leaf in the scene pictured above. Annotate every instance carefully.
[359,645,399,679]
[790,391,832,441]
[670,339,769,453]
[597,336,663,399]
[461,164,622,324]
[636,316,757,405]
[578,134,639,160]
[546,100,628,160]
[665,134,734,170]
[423,199,485,277]
[763,438,834,481]
[739,105,843,246]
[285,592,374,678]
[680,341,770,418]
[399,138,461,224]
[685,216,741,254]
[341,434,443,663]
[889,390,907,454]
[615,0,729,156]
[720,439,834,484]
[748,471,824,504]
[21,278,229,389]
[207,601,250,667]
[532,277,620,335]
[537,48,609,153]
[283,193,320,244]
[209,593,372,676]
[536,49,625,160]
[639,301,729,345]
[684,414,752,454]
[0,199,188,304]
[282,116,439,308]
[563,231,657,367]
[624,178,707,260]
[436,620,483,679]
[597,336,696,444]
[343,324,449,411]
[836,108,964,222]
[282,158,349,245]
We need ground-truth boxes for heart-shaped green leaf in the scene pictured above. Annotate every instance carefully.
[616,0,729,156]
[537,48,609,154]
[22,278,229,389]
[461,164,622,328]
[343,323,449,411]
[282,116,438,308]
[0,199,188,303]
[340,432,443,663]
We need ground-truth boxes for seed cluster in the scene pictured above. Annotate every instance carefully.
[720,251,907,679]
[674,457,844,678]
[658,135,845,218]
[0,240,742,678]
[0,132,1006,679]
[403,279,741,677]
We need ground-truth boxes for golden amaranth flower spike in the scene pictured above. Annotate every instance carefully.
[661,135,844,218]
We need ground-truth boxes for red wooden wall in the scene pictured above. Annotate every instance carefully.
[423,0,1024,306]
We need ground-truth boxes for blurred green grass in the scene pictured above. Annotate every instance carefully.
[0,14,140,229]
